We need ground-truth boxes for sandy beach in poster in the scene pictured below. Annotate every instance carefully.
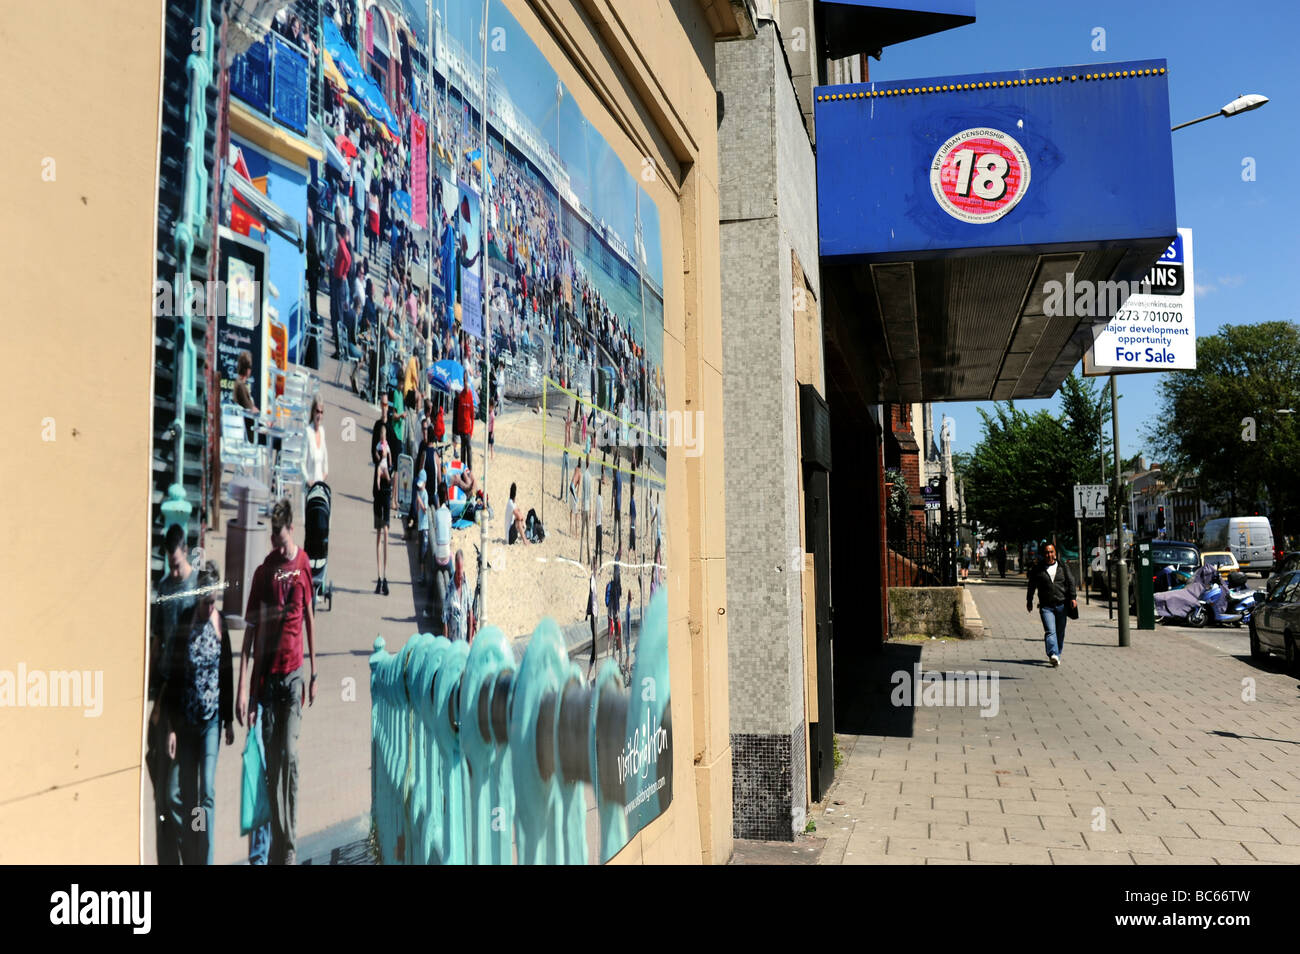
[449,395,666,644]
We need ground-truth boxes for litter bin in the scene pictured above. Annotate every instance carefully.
[224,476,269,628]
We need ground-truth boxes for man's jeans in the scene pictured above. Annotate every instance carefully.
[1040,604,1068,658]
[176,713,220,865]
[261,667,304,865]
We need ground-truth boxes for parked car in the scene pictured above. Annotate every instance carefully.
[1248,569,1300,671]
[1201,516,1275,578]
[1271,550,1300,582]
[1201,550,1241,581]
[1097,540,1201,609]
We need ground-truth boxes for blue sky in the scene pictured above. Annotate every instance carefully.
[871,0,1299,461]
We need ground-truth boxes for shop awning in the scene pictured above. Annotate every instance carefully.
[815,59,1177,403]
[819,0,976,59]
[225,159,303,251]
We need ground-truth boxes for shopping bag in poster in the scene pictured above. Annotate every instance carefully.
[240,728,271,834]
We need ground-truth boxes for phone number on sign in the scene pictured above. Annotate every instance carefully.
[1110,309,1184,323]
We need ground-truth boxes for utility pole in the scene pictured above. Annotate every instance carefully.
[1112,373,1129,646]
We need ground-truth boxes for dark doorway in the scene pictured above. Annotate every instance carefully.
[800,385,834,801]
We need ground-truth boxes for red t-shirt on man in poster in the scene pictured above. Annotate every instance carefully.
[455,383,474,438]
[245,547,313,693]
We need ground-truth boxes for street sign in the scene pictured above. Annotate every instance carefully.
[1074,483,1108,519]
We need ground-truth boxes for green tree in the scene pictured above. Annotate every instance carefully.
[964,403,1070,548]
[963,374,1115,556]
[1148,321,1300,537]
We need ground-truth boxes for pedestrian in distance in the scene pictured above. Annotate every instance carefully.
[444,549,473,642]
[1026,542,1077,668]
[593,470,605,573]
[372,419,394,596]
[415,470,431,587]
[612,466,623,554]
[233,350,259,442]
[561,407,572,501]
[585,566,599,679]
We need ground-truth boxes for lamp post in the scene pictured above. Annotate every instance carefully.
[1109,91,1271,646]
[1171,93,1268,131]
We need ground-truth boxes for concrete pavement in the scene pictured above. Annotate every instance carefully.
[807,577,1300,865]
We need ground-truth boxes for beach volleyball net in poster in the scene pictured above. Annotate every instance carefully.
[144,0,670,865]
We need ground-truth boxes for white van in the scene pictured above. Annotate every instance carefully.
[1200,517,1274,577]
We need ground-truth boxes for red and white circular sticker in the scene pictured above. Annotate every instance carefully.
[930,127,1030,223]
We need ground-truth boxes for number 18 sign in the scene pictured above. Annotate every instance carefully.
[931,127,1031,224]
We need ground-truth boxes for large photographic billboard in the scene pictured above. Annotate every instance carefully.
[145,0,668,866]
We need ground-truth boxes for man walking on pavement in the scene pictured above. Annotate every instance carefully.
[238,498,318,865]
[1026,541,1076,668]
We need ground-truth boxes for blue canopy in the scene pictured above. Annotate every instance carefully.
[322,19,402,139]
[429,360,464,393]
[393,190,413,221]
[322,19,366,86]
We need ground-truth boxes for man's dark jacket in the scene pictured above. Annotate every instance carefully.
[1026,560,1077,608]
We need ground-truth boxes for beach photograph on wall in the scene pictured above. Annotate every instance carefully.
[144,0,669,865]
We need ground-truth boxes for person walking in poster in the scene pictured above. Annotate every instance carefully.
[237,498,317,865]
[159,560,234,865]
[149,524,197,865]
[455,379,475,472]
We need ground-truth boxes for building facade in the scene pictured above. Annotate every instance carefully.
[2,0,745,865]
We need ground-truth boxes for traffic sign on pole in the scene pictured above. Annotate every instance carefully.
[1073,483,1108,519]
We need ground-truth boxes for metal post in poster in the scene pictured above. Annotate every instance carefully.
[478,0,490,623]
[425,0,434,378]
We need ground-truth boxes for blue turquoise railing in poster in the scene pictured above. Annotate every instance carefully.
[370,590,672,864]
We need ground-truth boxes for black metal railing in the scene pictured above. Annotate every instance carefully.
[886,506,958,589]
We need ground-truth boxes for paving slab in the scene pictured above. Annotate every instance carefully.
[805,578,1300,865]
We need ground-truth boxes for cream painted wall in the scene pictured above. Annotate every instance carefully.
[0,0,730,865]
[0,0,164,863]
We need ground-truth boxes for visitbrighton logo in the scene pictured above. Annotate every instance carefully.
[930,127,1030,224]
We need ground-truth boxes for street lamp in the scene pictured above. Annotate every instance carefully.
[1106,91,1272,645]
[1171,93,1269,131]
